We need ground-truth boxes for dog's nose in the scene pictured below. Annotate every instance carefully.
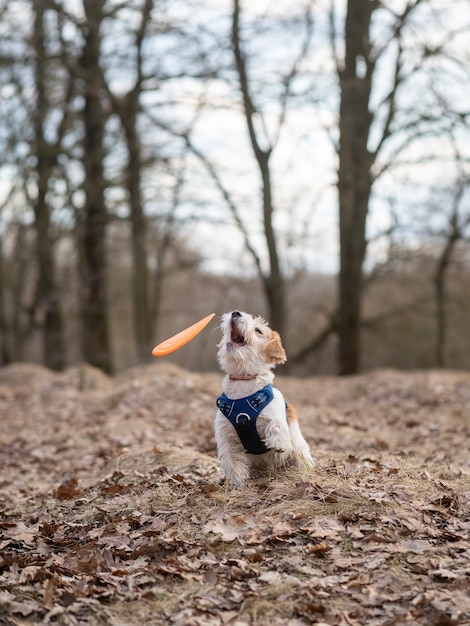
[231,311,241,319]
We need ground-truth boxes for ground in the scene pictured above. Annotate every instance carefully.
[0,362,469,626]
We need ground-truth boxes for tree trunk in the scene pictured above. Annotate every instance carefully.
[32,186,65,371]
[434,227,459,368]
[128,127,151,362]
[122,108,152,362]
[103,0,153,362]
[31,0,65,371]
[79,0,112,374]
[260,154,285,335]
[337,0,374,375]
[11,225,29,362]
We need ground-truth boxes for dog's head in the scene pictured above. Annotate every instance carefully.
[217,310,286,376]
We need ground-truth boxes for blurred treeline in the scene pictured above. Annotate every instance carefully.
[0,0,469,376]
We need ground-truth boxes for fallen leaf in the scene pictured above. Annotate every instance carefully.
[56,478,83,500]
[204,513,257,542]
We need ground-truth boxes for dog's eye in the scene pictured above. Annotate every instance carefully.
[255,328,263,335]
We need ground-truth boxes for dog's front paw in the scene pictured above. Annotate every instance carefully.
[293,449,315,469]
[230,476,247,488]
[220,459,249,489]
[225,468,248,488]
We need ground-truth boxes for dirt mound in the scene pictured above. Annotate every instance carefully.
[0,362,56,388]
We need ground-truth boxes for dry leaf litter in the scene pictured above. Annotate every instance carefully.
[0,363,469,625]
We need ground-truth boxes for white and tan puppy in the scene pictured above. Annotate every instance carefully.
[215,310,313,487]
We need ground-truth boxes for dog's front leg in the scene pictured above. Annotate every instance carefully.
[215,413,250,487]
[219,449,250,488]
[287,406,315,469]
[260,416,293,454]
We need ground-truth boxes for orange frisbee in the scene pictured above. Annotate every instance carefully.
[151,313,216,356]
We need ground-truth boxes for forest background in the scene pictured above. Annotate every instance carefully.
[0,0,469,377]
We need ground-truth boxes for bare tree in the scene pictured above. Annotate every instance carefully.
[29,0,66,371]
[0,0,73,369]
[231,0,285,333]
[330,0,470,374]
[207,0,312,336]
[432,181,469,367]
[335,0,374,374]
[78,0,112,373]
[143,1,314,339]
[103,0,154,362]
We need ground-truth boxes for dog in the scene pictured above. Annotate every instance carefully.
[214,310,314,487]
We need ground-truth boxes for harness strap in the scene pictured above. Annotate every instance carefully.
[216,384,274,455]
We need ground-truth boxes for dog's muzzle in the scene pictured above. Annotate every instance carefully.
[229,312,246,346]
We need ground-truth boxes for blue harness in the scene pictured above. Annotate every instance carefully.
[216,384,274,455]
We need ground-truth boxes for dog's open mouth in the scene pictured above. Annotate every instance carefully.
[230,323,245,346]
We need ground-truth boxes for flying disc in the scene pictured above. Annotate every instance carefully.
[151,313,216,356]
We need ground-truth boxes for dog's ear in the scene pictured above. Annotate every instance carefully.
[264,331,287,364]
